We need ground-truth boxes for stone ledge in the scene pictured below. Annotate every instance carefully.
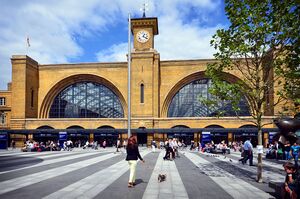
[268,181,282,198]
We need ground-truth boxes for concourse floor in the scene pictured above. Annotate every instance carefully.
[0,147,283,199]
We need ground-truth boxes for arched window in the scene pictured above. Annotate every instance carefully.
[140,83,144,103]
[49,82,124,118]
[168,78,250,117]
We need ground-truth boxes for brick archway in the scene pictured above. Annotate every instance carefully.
[161,71,246,117]
[39,74,126,118]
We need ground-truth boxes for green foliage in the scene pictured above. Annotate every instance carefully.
[206,0,300,127]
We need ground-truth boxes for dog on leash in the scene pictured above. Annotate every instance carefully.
[158,174,167,182]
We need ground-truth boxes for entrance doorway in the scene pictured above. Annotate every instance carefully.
[137,133,147,146]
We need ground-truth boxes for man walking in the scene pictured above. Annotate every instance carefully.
[242,137,254,166]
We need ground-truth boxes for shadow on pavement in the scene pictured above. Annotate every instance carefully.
[0,156,43,172]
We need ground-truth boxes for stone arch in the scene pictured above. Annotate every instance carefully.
[239,124,257,128]
[204,125,224,128]
[40,74,126,118]
[97,125,115,129]
[171,125,190,128]
[161,71,249,117]
[67,125,84,129]
[36,125,54,129]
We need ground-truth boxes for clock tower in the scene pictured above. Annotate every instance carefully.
[131,17,158,51]
[130,17,160,122]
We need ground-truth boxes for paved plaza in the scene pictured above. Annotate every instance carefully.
[0,147,286,199]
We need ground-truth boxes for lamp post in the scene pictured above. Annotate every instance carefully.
[127,13,131,138]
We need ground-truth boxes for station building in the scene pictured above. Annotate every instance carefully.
[0,16,286,148]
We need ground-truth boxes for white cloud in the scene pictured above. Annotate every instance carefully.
[95,0,223,61]
[0,0,224,90]
[156,16,222,60]
[96,43,128,62]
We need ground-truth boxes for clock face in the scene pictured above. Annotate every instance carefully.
[136,30,150,43]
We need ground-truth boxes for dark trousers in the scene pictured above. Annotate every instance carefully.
[242,150,253,165]
[164,147,173,160]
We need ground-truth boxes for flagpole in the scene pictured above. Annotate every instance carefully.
[127,13,131,138]
[26,36,30,55]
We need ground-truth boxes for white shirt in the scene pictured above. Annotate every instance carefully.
[243,140,253,151]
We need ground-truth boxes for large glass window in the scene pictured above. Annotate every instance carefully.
[49,82,124,118]
[168,78,250,117]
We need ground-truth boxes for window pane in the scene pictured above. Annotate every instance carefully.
[168,78,250,117]
[49,82,124,118]
[0,97,5,106]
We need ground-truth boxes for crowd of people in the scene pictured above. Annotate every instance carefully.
[20,138,129,152]
[21,140,61,152]
[266,141,300,166]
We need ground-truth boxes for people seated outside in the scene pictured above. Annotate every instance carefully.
[207,143,213,153]
[273,141,283,160]
[266,141,284,160]
[23,141,36,152]
[66,139,73,151]
[83,140,89,149]
[208,142,230,154]
[281,162,299,199]
[21,141,29,152]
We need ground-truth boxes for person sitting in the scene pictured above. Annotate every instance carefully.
[281,162,299,199]
[83,140,89,149]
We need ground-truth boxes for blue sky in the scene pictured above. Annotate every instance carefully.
[0,0,229,90]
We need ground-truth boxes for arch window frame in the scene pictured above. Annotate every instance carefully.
[49,81,124,118]
[167,78,250,117]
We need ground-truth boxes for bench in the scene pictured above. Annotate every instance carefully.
[269,181,282,198]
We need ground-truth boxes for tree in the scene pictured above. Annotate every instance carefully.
[206,0,300,182]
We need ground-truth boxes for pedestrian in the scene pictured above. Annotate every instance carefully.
[290,142,300,169]
[123,139,127,149]
[242,137,253,166]
[102,140,106,149]
[151,140,156,152]
[11,140,16,149]
[126,136,145,188]
[116,139,120,152]
[221,141,227,156]
[284,141,291,160]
